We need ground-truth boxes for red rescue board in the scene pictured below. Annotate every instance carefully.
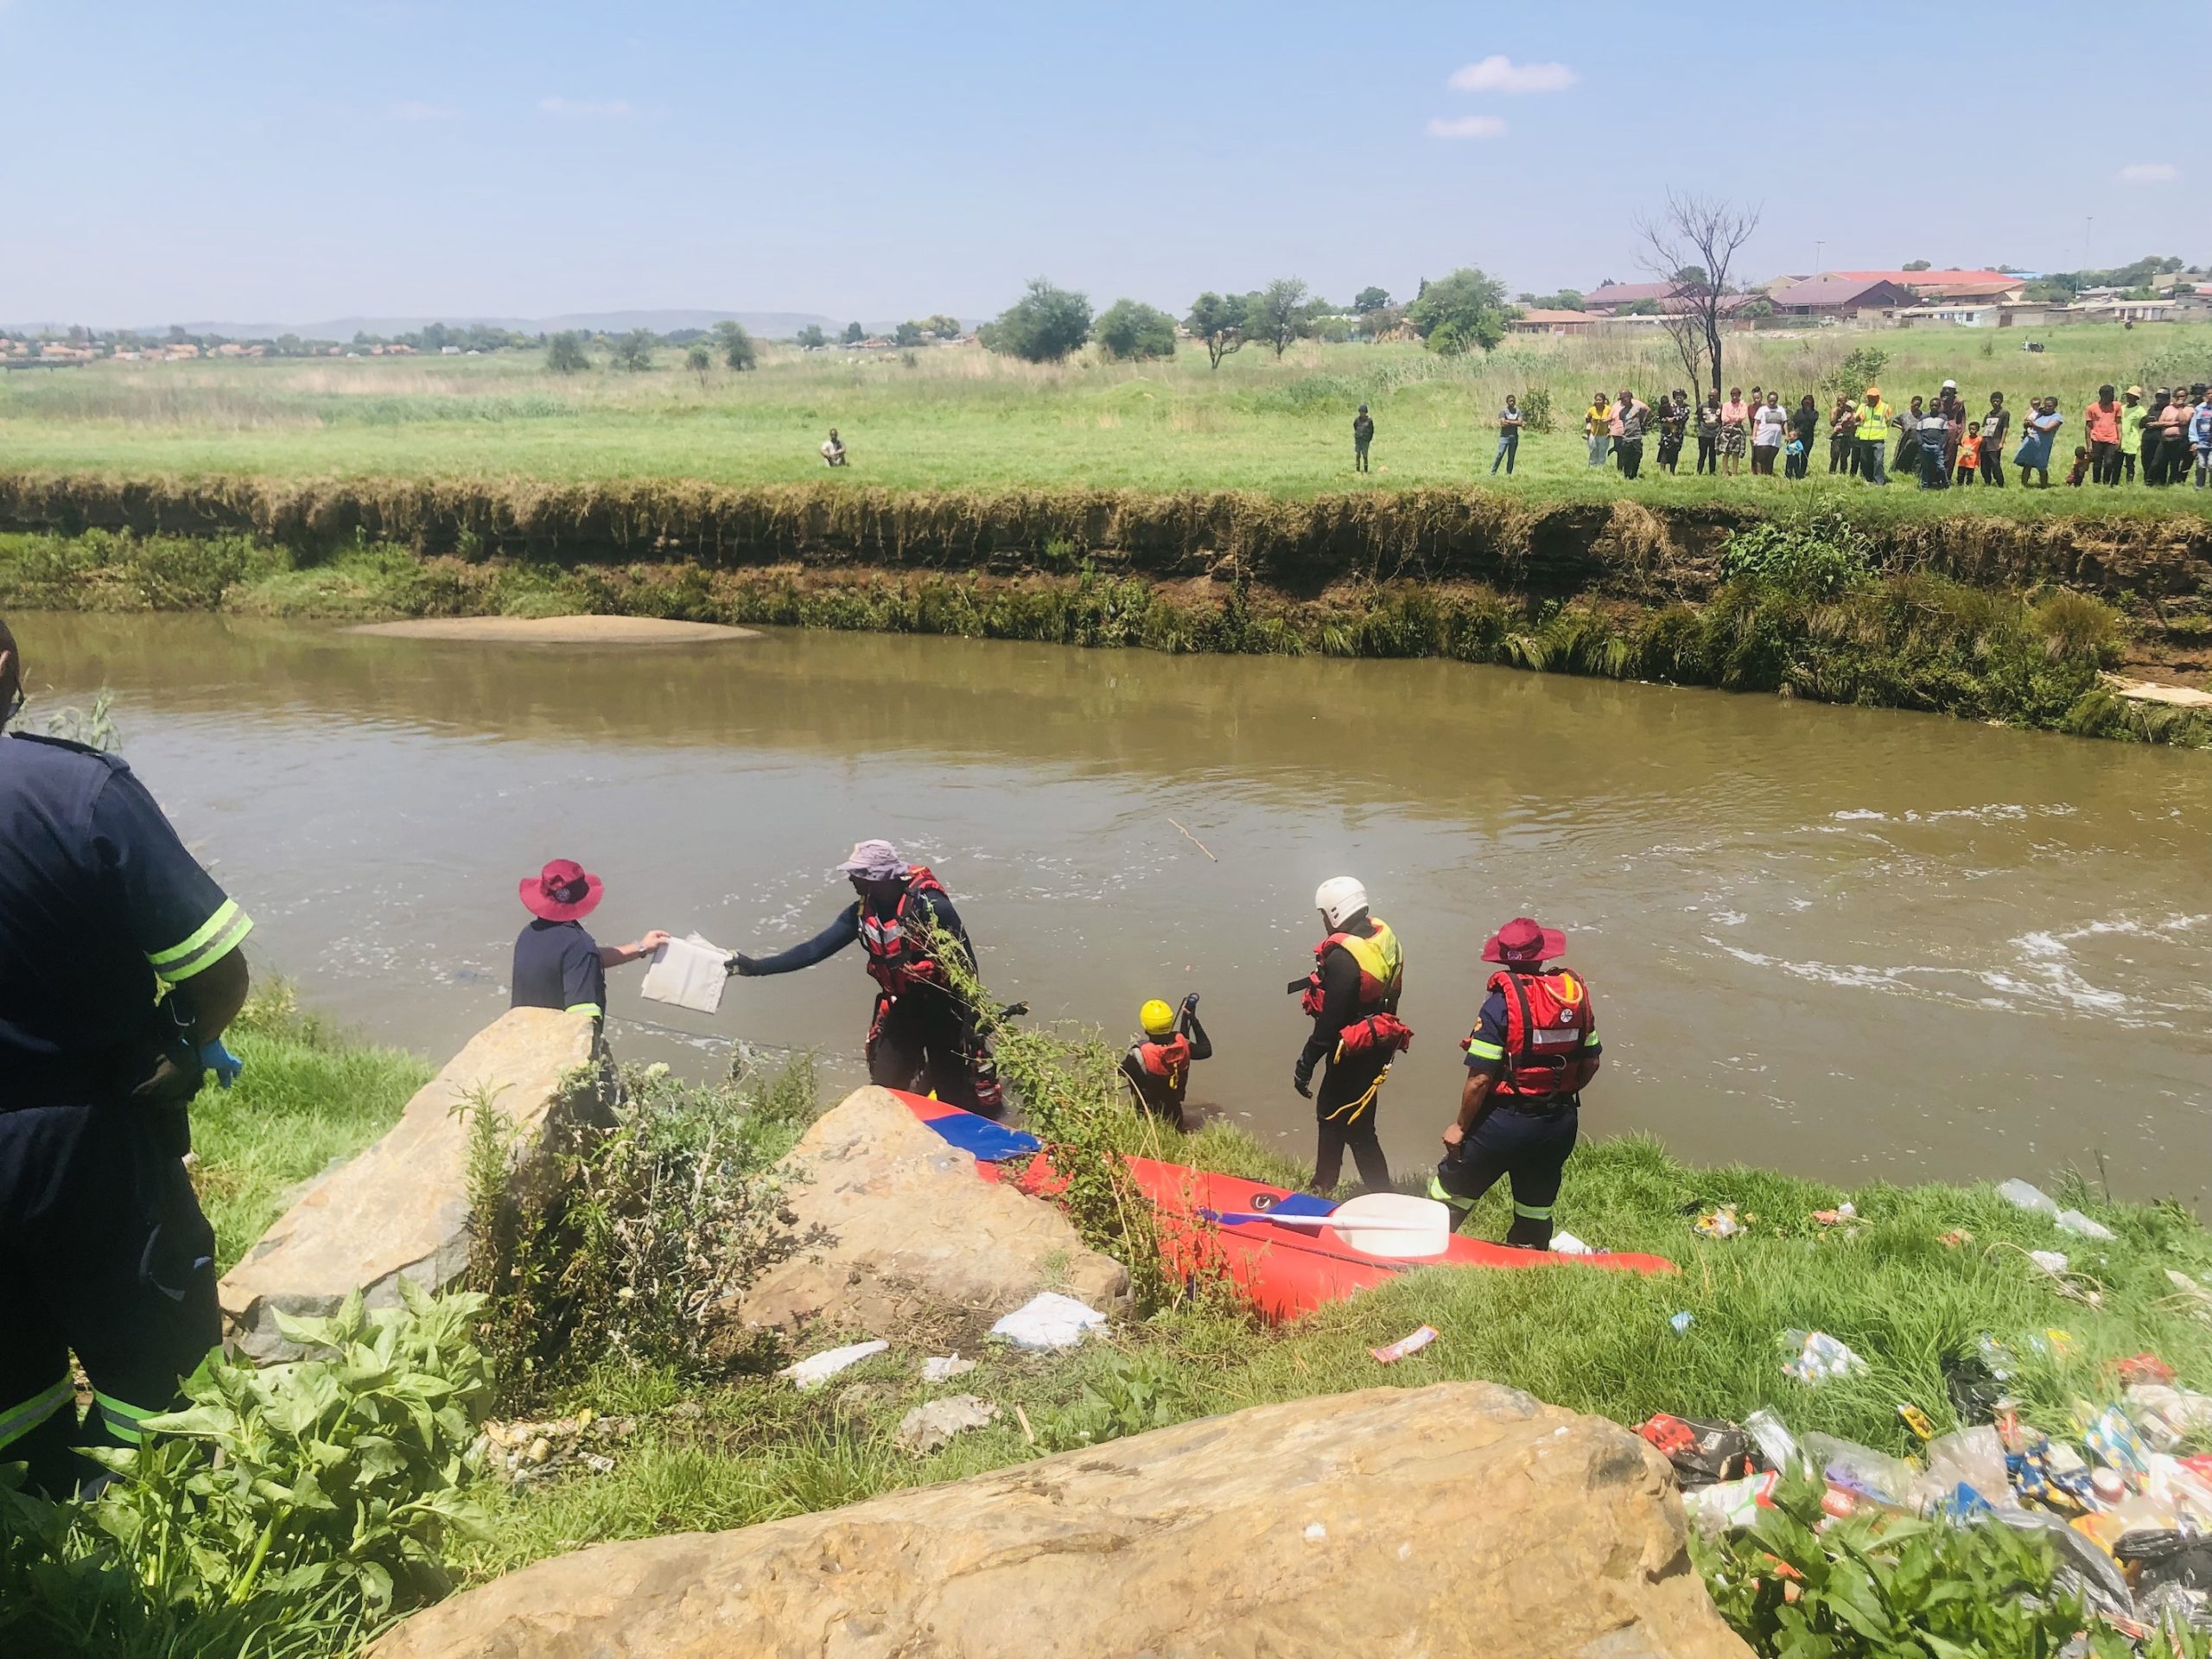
[897,1093,1675,1321]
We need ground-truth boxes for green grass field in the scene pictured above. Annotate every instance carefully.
[6,326,2209,518]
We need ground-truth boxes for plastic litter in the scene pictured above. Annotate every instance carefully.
[2082,1403,2152,1482]
[1548,1230,1597,1255]
[2028,1249,2069,1275]
[1669,1311,1695,1334]
[2116,1354,2178,1388]
[2129,1383,2212,1451]
[780,1338,889,1390]
[1744,1408,1802,1474]
[990,1293,1109,1351]
[1803,1431,1919,1506]
[1999,1179,2060,1217]
[1694,1206,1743,1239]
[1897,1402,1937,1441]
[1681,1470,1779,1535]
[1370,1325,1439,1364]
[1782,1329,1868,1384]
[920,1354,977,1382]
[639,932,730,1014]
[2055,1208,2117,1241]
[1813,1203,1858,1226]
[1638,1414,1752,1484]
[895,1394,999,1455]
[1926,1427,2008,1500]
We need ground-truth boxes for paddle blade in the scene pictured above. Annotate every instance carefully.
[1324,1193,1452,1259]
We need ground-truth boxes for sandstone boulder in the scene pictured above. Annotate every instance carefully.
[219,1007,595,1362]
[728,1085,1130,1340]
[372,1379,1749,1659]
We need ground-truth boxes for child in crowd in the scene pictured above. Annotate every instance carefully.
[2066,446,2092,487]
[1955,428,1981,488]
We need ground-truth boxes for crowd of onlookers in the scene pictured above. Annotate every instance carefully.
[1470,380,2212,490]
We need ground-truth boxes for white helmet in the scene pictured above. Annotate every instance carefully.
[1314,876,1370,930]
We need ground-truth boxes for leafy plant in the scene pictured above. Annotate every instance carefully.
[979,277,1092,364]
[0,1286,489,1659]
[1518,386,1555,434]
[1720,508,1875,600]
[1824,345,1891,401]
[1696,1471,2083,1659]
[1040,1351,1184,1449]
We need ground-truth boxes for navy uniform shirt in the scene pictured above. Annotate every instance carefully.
[512,920,606,1017]
[1,732,252,1106]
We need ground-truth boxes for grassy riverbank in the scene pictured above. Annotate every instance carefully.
[4,521,2208,745]
[4,330,2209,514]
[19,1006,2212,1658]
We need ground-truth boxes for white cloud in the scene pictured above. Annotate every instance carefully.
[538,96,632,118]
[387,101,457,122]
[1426,114,1507,140]
[1447,55,1576,94]
[2117,162,2179,185]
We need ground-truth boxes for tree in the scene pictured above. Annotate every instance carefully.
[1092,298,1177,361]
[1184,292,1246,369]
[795,324,828,350]
[1405,266,1511,356]
[685,342,714,385]
[1245,277,1313,358]
[1352,285,1393,314]
[613,327,656,372]
[922,314,963,340]
[545,330,590,373]
[1902,258,1932,272]
[893,321,925,347]
[713,320,757,371]
[1637,191,1762,397]
[1516,288,1584,313]
[842,321,865,345]
[978,276,1092,363]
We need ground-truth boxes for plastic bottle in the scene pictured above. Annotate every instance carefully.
[1998,1179,2060,1217]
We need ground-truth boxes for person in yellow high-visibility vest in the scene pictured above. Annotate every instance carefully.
[1853,386,1892,485]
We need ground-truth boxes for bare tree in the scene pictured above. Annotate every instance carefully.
[1636,192,1761,397]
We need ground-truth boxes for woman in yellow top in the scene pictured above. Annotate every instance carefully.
[1585,391,1612,468]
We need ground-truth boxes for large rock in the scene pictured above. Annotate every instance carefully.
[219,1007,596,1361]
[730,1085,1129,1339]
[372,1380,1748,1659]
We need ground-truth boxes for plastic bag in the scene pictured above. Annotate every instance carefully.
[1639,1414,1753,1484]
[1783,1330,1868,1384]
[990,1292,1109,1351]
[1803,1431,1919,1505]
[1925,1426,2008,1502]
[1681,1471,1780,1535]
[1998,1179,2059,1217]
[1745,1408,1802,1474]
[2056,1208,2116,1241]
[779,1338,889,1391]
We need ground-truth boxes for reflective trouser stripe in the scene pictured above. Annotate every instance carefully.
[0,1377,73,1452]
[1427,1176,1474,1212]
[92,1390,162,1445]
[565,1002,603,1017]
[1514,1202,1554,1220]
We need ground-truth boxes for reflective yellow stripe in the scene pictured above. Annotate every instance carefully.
[0,1377,73,1451]
[1514,1202,1554,1220]
[93,1390,161,1445]
[565,1002,603,1018]
[148,899,253,982]
[1427,1175,1475,1212]
[1465,1038,1505,1060]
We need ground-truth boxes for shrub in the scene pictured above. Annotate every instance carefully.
[979,277,1092,363]
[712,321,757,372]
[1407,267,1510,356]
[544,332,589,374]
[1719,507,1874,599]
[1518,386,1555,433]
[1092,299,1177,362]
[1823,345,1889,400]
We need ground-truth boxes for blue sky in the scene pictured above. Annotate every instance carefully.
[3,1,2204,327]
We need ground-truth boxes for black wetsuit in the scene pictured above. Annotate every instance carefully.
[1119,1004,1213,1125]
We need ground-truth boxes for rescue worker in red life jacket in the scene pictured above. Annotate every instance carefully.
[1119,994,1211,1129]
[726,839,1006,1118]
[1290,877,1412,1193]
[1429,917,1601,1249]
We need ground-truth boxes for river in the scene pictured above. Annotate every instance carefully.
[22,613,2212,1202]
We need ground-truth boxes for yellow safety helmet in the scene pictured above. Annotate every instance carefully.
[1139,999,1176,1037]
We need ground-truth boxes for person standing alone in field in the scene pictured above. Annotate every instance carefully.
[1352,404,1375,473]
[820,428,848,467]
[1492,395,1523,474]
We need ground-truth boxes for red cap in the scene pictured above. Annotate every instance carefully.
[1483,917,1567,965]
[518,858,604,922]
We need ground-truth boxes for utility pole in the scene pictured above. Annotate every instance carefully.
[2083,217,2093,272]
[1815,239,1825,274]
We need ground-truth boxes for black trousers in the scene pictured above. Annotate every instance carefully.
[1695,434,1718,474]
[2089,439,2121,485]
[1310,1049,1392,1192]
[1980,445,2005,486]
[0,1104,219,1497]
[1353,442,1370,474]
[868,989,1001,1118]
[1432,1103,1580,1248]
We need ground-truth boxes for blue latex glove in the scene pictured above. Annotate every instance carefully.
[200,1039,244,1090]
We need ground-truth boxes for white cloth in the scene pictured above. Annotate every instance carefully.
[639,932,728,1015]
[990,1292,1109,1351]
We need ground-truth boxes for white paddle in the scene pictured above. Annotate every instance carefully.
[1211,1193,1453,1260]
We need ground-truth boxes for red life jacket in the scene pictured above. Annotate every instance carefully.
[1335,1011,1414,1058]
[1294,919,1404,1017]
[859,867,952,995]
[1136,1033,1192,1085]
[1486,966,1598,1100]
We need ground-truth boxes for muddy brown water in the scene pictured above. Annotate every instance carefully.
[22,613,2212,1202]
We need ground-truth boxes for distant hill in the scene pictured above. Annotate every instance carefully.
[53,310,949,340]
